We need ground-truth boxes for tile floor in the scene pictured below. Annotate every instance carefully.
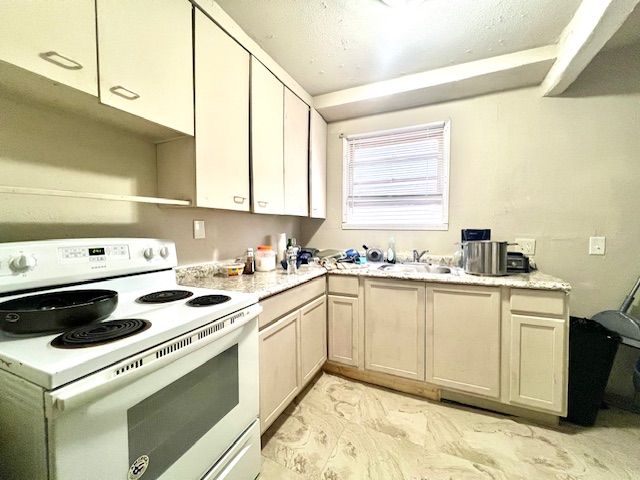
[259,373,640,479]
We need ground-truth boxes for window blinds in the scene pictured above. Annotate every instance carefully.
[342,121,450,230]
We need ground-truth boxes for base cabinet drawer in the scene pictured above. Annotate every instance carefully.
[259,310,300,433]
[327,295,359,367]
[509,314,567,415]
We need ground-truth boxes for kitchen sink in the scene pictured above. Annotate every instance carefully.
[378,263,452,274]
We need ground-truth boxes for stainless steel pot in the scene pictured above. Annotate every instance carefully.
[462,241,511,276]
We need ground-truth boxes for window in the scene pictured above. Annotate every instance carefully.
[342,121,450,230]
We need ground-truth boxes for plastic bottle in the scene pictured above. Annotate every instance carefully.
[387,236,396,264]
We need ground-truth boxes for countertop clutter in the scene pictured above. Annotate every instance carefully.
[176,262,571,297]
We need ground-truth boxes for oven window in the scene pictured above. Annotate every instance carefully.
[127,344,239,480]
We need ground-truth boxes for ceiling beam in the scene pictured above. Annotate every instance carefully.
[313,46,557,122]
[541,0,639,96]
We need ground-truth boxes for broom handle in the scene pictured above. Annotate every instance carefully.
[620,276,640,313]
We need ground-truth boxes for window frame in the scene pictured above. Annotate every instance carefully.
[341,120,451,231]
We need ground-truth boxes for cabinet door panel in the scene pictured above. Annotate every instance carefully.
[309,109,327,219]
[96,0,194,134]
[427,286,500,398]
[328,295,359,367]
[194,11,250,210]
[250,58,284,214]
[509,314,566,414]
[364,280,425,380]
[259,311,299,433]
[0,0,97,95]
[300,296,327,385]
[283,88,309,216]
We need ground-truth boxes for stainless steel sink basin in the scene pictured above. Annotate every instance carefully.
[378,263,452,274]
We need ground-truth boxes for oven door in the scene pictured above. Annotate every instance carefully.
[44,306,260,480]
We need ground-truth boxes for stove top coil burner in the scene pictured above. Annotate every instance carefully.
[137,290,194,304]
[51,319,151,349]
[186,295,232,307]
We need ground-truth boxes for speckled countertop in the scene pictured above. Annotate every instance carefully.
[176,261,570,298]
[328,265,571,292]
[176,264,327,299]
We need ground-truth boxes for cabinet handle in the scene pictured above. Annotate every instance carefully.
[233,196,246,204]
[109,85,140,100]
[39,51,83,70]
[257,201,268,208]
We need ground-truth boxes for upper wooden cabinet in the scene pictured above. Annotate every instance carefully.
[157,11,250,210]
[251,58,285,215]
[364,279,426,381]
[309,109,327,219]
[283,88,310,216]
[96,0,194,135]
[0,0,98,96]
[426,285,501,398]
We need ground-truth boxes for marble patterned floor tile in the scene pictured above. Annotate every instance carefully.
[262,402,346,479]
[321,422,509,480]
[349,382,434,448]
[259,456,306,479]
[295,373,364,422]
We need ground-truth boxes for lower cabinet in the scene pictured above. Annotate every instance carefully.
[364,279,426,381]
[509,314,567,415]
[426,285,501,398]
[258,290,327,433]
[300,296,327,385]
[258,310,299,433]
[327,295,359,367]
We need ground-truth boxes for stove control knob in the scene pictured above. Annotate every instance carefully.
[159,246,169,259]
[143,248,155,260]
[10,254,37,273]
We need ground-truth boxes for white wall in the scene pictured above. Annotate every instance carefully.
[0,91,301,264]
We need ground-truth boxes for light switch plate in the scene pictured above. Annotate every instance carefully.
[515,238,536,255]
[193,220,206,239]
[589,236,605,255]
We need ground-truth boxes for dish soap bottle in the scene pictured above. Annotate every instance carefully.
[386,237,396,264]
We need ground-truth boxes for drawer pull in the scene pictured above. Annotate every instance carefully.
[110,85,140,100]
[39,51,83,70]
[233,196,246,204]
[257,201,268,208]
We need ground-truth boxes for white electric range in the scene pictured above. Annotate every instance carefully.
[0,238,262,480]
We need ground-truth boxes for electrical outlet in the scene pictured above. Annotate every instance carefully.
[193,220,206,239]
[515,238,536,255]
[589,236,605,255]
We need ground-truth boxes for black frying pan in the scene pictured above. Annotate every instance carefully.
[0,289,118,334]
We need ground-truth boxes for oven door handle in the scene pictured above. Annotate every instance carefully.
[47,304,261,415]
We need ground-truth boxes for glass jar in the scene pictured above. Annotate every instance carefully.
[255,245,276,272]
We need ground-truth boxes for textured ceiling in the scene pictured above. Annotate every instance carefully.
[215,0,582,95]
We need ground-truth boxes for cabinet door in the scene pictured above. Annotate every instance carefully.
[259,310,299,433]
[250,58,284,214]
[283,88,309,216]
[364,280,426,380]
[300,296,327,385]
[509,314,567,414]
[328,295,359,367]
[96,0,194,135]
[0,0,97,95]
[309,109,327,219]
[194,10,250,211]
[426,285,501,398]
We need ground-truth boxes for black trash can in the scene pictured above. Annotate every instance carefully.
[567,317,621,426]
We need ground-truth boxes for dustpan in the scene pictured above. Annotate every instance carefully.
[592,276,640,349]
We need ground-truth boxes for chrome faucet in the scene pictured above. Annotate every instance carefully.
[412,250,428,262]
